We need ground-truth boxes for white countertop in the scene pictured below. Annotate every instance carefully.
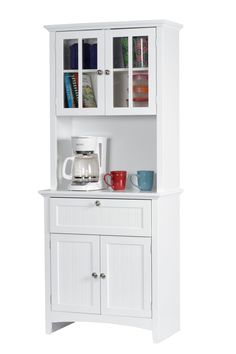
[39,188,182,200]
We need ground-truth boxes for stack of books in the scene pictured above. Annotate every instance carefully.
[64,73,78,108]
[64,73,97,108]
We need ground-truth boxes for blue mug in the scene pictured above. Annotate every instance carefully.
[130,170,154,191]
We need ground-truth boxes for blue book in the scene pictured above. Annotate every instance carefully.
[83,43,97,69]
[70,43,78,69]
[64,73,73,108]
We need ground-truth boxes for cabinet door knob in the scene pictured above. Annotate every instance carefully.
[95,200,101,207]
[97,69,103,75]
[92,272,98,278]
[100,273,106,279]
[105,69,110,75]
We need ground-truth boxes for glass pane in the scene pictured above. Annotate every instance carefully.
[64,39,78,70]
[133,36,148,68]
[113,37,128,68]
[113,72,129,107]
[83,73,97,108]
[64,73,78,108]
[82,38,97,69]
[133,71,148,107]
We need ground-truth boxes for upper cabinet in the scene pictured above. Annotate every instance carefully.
[56,28,156,116]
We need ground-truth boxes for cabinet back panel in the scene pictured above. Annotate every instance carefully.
[57,116,156,190]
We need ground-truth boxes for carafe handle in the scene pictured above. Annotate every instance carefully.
[129,174,139,189]
[62,157,74,180]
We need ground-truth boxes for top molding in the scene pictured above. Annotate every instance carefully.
[44,19,183,32]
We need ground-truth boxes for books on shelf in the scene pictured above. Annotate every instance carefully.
[70,43,78,70]
[64,73,78,108]
[68,42,97,70]
[64,73,97,108]
[82,74,97,108]
[83,43,97,69]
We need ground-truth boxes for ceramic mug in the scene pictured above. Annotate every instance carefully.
[130,170,154,191]
[104,170,127,191]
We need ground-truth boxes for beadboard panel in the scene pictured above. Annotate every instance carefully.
[101,236,151,318]
[50,198,151,236]
[51,234,100,313]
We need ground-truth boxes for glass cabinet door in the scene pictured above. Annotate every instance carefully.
[56,31,105,115]
[105,28,156,115]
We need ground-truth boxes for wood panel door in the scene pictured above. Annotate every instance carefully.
[51,234,100,314]
[101,236,152,318]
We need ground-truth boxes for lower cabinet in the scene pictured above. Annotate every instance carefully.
[51,234,151,318]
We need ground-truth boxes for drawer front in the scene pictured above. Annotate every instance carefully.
[50,198,151,236]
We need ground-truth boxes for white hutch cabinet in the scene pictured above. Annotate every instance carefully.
[40,19,182,343]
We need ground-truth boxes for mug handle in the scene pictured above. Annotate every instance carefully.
[130,174,139,189]
[104,173,112,187]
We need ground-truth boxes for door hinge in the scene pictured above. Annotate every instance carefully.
[49,238,51,250]
[50,294,52,305]
[150,243,152,253]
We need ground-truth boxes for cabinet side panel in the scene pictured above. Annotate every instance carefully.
[156,27,180,191]
[152,195,180,342]
[49,32,57,190]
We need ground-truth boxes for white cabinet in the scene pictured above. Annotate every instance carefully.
[51,234,100,313]
[55,28,156,116]
[51,233,151,318]
[101,236,151,318]
[41,19,182,343]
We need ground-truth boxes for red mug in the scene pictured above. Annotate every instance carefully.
[103,171,127,191]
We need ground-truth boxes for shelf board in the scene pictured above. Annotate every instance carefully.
[64,69,78,73]
[113,68,128,72]
[82,69,97,73]
[133,67,149,71]
[113,68,148,72]
[39,188,183,200]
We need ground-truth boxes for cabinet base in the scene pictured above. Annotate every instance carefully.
[46,321,74,334]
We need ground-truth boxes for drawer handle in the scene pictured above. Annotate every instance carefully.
[95,200,101,207]
[92,272,98,278]
[100,273,106,279]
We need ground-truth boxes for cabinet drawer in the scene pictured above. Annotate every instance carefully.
[50,198,151,236]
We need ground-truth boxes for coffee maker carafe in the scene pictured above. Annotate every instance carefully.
[62,136,107,191]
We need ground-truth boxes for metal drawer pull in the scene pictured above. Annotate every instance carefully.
[97,69,103,75]
[95,200,101,206]
[105,69,110,75]
[100,273,106,279]
[92,272,98,278]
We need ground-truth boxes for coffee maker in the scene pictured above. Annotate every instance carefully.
[62,136,107,191]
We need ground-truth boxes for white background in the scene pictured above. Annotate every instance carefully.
[0,0,236,353]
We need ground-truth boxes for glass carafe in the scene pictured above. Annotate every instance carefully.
[72,153,99,183]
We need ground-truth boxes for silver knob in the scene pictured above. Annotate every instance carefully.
[100,273,106,279]
[105,69,110,75]
[95,200,101,207]
[97,69,103,75]
[92,272,98,278]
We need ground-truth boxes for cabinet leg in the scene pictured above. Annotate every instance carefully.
[152,329,159,343]
[46,321,74,334]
